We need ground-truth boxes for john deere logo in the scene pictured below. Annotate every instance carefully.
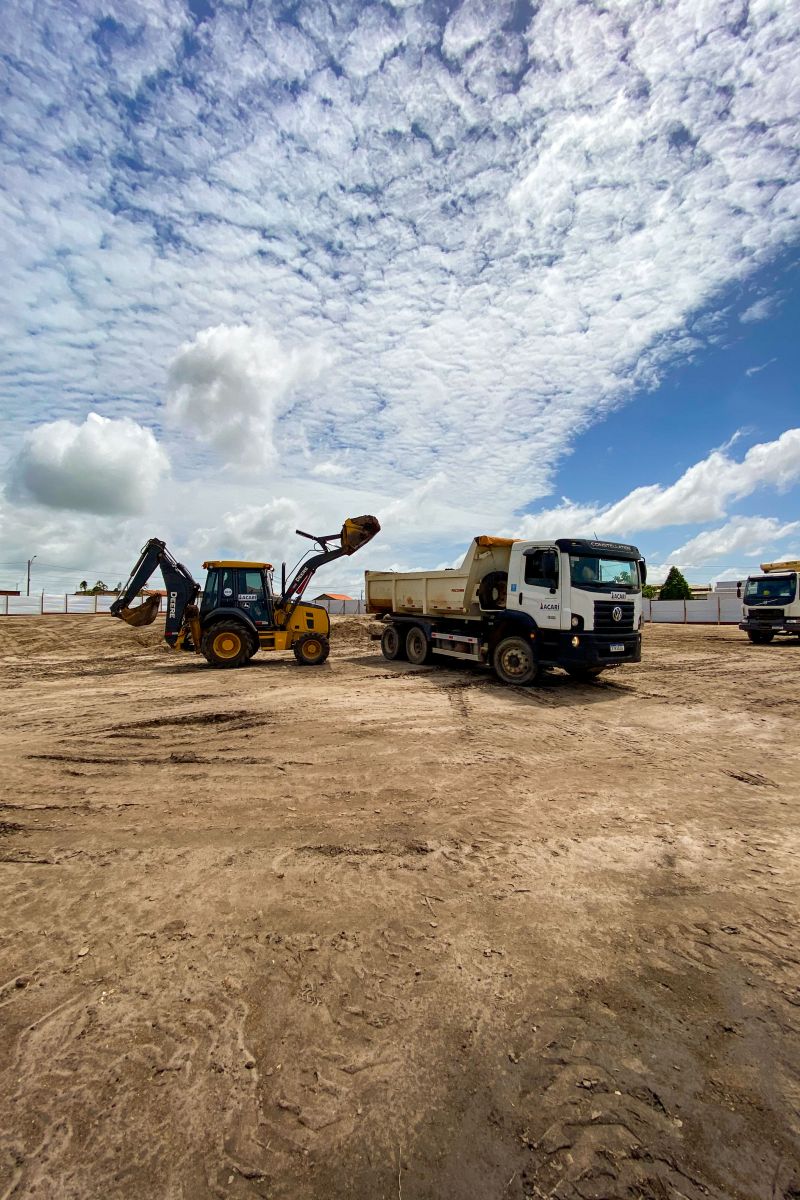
[612,605,622,622]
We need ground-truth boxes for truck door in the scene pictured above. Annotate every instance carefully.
[511,544,562,629]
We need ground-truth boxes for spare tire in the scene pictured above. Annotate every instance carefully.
[478,571,508,610]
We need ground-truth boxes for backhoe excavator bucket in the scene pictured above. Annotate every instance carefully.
[113,595,162,627]
[341,515,381,554]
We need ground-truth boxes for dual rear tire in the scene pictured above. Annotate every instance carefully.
[380,624,432,665]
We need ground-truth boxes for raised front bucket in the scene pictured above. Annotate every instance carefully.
[113,596,162,627]
[341,515,381,554]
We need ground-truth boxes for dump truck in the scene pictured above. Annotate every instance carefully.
[111,515,380,668]
[739,560,800,643]
[365,536,646,684]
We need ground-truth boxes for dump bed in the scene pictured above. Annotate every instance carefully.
[365,536,515,617]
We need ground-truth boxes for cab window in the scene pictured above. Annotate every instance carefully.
[220,568,236,603]
[202,569,219,611]
[241,569,266,596]
[524,549,557,588]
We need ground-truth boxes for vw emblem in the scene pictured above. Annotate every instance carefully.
[612,605,622,622]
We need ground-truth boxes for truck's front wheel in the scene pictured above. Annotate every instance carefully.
[493,636,540,686]
[381,625,406,661]
[748,630,774,644]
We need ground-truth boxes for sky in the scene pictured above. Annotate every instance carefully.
[1,0,799,598]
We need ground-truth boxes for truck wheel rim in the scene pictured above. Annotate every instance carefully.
[213,632,241,658]
[501,647,528,677]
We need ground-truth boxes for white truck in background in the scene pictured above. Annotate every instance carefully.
[365,536,646,684]
[739,561,800,643]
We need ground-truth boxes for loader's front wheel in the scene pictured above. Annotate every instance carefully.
[380,625,406,661]
[201,622,251,669]
[293,632,330,665]
[493,635,540,686]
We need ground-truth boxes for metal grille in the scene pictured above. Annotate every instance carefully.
[748,608,785,621]
[594,600,635,633]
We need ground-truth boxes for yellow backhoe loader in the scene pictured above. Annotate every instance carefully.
[111,515,380,668]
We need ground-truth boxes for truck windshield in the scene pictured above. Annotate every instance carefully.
[570,556,639,592]
[744,574,796,605]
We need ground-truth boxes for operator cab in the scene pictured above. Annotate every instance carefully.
[202,560,275,629]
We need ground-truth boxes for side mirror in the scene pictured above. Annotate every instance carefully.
[736,583,741,598]
[639,558,647,585]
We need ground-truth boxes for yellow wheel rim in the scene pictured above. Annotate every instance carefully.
[213,632,242,659]
[303,639,321,658]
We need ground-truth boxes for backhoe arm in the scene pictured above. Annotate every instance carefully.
[111,538,201,645]
[280,515,380,610]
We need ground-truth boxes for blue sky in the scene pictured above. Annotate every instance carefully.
[0,0,798,595]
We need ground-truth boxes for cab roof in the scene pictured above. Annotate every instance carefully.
[203,560,273,569]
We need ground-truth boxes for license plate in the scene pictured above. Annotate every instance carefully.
[610,643,625,652]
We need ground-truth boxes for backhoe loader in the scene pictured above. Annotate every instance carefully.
[110,515,380,668]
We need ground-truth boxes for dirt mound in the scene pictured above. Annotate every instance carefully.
[329,614,378,650]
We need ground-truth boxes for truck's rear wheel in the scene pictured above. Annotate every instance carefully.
[493,636,540,685]
[565,664,605,680]
[201,622,251,669]
[405,625,432,665]
[293,632,330,665]
[381,625,406,661]
[747,630,774,644]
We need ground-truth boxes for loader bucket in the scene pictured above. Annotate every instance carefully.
[341,515,381,554]
[113,595,162,627]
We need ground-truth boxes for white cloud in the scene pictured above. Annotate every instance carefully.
[745,357,777,377]
[517,429,800,539]
[0,0,796,519]
[740,297,775,323]
[194,497,300,562]
[7,412,169,516]
[665,516,800,569]
[166,325,329,466]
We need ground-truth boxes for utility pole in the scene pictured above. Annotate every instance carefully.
[26,555,36,596]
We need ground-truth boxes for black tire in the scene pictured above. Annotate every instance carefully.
[493,635,540,685]
[405,625,432,665]
[381,625,406,661]
[747,630,774,644]
[565,664,605,680]
[293,632,330,665]
[201,621,251,669]
[478,571,508,610]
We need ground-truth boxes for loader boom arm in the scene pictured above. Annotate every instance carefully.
[111,538,201,637]
[280,515,380,608]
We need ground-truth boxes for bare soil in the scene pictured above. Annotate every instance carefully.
[0,616,798,1200]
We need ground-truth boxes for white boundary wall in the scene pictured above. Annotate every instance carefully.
[0,595,166,616]
[644,596,743,624]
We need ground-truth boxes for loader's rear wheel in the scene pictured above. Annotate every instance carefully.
[380,625,406,661]
[405,625,432,665]
[293,632,330,665]
[201,622,251,669]
[493,635,540,686]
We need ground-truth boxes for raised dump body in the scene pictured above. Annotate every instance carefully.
[365,536,513,617]
[366,536,646,685]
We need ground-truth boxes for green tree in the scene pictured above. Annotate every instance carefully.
[89,580,108,595]
[658,566,692,601]
[642,583,660,599]
[78,580,88,593]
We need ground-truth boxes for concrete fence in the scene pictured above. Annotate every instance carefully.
[643,595,743,624]
[0,594,166,616]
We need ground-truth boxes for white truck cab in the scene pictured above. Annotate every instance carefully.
[739,562,800,644]
[366,535,645,684]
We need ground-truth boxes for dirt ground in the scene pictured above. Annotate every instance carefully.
[0,616,798,1200]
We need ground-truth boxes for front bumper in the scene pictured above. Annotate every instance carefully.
[540,630,642,667]
[739,619,800,636]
